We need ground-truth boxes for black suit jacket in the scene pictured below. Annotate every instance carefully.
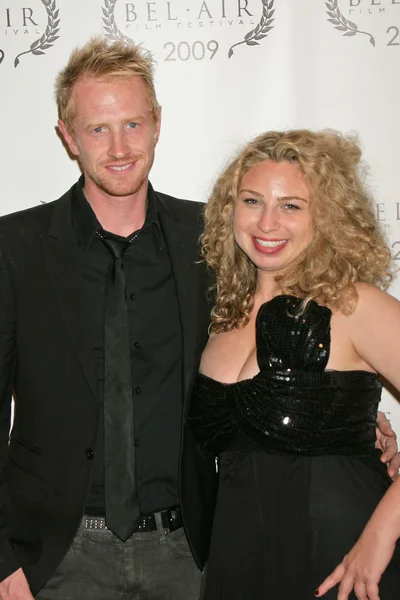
[0,182,217,593]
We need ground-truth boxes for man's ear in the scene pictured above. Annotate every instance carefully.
[154,106,162,146]
[57,119,80,156]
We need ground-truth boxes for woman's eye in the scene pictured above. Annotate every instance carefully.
[243,198,259,205]
[283,203,300,211]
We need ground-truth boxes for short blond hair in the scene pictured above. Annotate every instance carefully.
[201,129,392,332]
[55,36,159,130]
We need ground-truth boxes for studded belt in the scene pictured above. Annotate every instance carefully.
[83,506,183,534]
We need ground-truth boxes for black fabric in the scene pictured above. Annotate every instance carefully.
[0,182,210,593]
[189,295,400,599]
[72,179,183,515]
[100,232,140,541]
[191,296,380,456]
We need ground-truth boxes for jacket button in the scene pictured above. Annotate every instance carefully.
[86,448,94,460]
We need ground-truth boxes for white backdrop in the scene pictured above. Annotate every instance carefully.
[1,0,400,425]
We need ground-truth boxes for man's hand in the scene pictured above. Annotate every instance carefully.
[0,569,34,600]
[376,411,400,480]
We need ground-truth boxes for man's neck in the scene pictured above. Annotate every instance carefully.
[83,179,148,238]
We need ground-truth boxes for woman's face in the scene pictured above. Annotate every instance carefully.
[233,159,314,279]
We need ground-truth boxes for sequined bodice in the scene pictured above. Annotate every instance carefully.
[189,295,381,456]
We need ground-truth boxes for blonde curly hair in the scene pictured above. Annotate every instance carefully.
[201,129,392,333]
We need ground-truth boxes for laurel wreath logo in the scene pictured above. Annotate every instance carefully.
[228,0,275,58]
[14,0,60,68]
[102,0,135,44]
[0,50,4,66]
[325,0,375,47]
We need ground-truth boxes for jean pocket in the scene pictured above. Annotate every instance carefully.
[164,527,193,558]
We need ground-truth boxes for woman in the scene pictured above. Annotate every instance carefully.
[188,130,400,599]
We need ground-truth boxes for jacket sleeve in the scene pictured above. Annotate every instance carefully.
[0,241,21,581]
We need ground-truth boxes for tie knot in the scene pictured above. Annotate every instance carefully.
[98,230,130,260]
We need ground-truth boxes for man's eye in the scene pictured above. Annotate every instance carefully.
[127,122,138,129]
[93,127,104,134]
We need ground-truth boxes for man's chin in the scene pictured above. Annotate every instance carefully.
[98,178,147,199]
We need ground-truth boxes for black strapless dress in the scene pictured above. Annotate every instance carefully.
[189,296,400,599]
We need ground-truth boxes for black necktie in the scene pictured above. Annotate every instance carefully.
[99,230,140,541]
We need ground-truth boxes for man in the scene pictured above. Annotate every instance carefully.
[0,37,397,600]
[0,37,211,599]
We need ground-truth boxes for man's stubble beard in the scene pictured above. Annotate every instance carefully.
[97,172,148,198]
[87,160,149,199]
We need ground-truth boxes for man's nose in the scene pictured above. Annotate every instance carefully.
[108,131,131,159]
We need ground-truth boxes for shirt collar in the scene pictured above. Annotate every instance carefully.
[143,183,162,249]
[72,175,161,252]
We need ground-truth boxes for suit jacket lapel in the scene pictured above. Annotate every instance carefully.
[42,192,98,403]
[157,197,201,400]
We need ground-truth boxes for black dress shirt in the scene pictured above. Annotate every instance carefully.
[71,177,183,515]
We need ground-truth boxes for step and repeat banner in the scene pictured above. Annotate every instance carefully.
[1,0,400,422]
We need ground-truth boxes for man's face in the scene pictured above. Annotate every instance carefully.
[58,76,161,201]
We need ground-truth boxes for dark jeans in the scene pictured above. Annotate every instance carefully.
[36,514,202,600]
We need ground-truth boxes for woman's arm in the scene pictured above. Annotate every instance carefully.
[317,284,400,599]
[316,476,400,599]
